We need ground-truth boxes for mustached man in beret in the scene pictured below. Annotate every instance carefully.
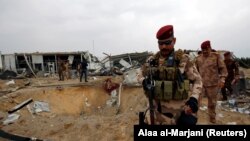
[141,25,203,125]
[195,40,228,124]
[221,52,239,100]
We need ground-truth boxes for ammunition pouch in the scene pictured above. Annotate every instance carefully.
[154,81,173,100]
[174,80,189,100]
[144,65,190,101]
[158,67,175,80]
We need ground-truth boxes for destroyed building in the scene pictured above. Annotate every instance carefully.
[98,51,152,75]
[0,51,101,76]
[0,51,152,78]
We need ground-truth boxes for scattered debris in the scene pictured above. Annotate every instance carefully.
[0,70,17,79]
[36,71,46,77]
[199,106,208,111]
[98,51,151,76]
[103,78,119,94]
[2,114,20,125]
[119,59,132,69]
[123,68,143,86]
[226,122,237,125]
[228,99,236,108]
[245,110,250,114]
[217,113,224,118]
[106,90,118,107]
[85,98,91,107]
[217,94,250,115]
[5,80,15,85]
[112,67,123,75]
[33,101,50,113]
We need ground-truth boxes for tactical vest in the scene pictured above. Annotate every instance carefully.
[147,52,190,101]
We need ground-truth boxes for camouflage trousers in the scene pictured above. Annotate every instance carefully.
[58,70,64,81]
[202,86,218,122]
[221,78,233,100]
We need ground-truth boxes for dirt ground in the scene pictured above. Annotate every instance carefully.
[0,70,250,141]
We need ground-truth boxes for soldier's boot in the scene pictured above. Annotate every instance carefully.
[210,117,216,124]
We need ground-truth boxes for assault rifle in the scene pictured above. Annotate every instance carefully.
[147,65,155,125]
[140,59,156,125]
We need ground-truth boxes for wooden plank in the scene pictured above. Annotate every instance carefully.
[8,98,33,114]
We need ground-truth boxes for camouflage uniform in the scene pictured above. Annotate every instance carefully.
[58,59,65,81]
[195,52,227,123]
[142,50,202,125]
[221,58,239,100]
[64,60,71,79]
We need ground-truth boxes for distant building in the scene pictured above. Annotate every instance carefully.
[0,51,101,74]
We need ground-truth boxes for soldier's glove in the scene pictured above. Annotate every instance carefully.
[175,49,184,61]
[176,111,197,125]
[185,97,198,113]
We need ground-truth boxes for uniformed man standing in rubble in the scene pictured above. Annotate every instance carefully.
[141,25,202,125]
[58,58,65,81]
[221,51,239,100]
[195,40,228,123]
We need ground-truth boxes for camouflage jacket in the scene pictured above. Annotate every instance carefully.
[195,52,228,87]
[224,59,239,80]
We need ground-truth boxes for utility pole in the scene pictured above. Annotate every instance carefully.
[92,40,95,56]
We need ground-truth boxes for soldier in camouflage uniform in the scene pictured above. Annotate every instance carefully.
[57,58,65,81]
[195,40,228,123]
[141,25,202,125]
[221,52,239,100]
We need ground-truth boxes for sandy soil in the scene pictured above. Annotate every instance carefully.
[0,74,250,141]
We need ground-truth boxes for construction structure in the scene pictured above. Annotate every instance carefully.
[0,51,100,75]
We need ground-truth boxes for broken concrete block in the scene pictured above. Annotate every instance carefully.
[33,101,50,113]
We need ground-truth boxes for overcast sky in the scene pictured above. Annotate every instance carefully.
[0,0,249,58]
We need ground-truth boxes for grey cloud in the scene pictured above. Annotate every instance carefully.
[0,0,249,58]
